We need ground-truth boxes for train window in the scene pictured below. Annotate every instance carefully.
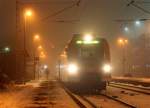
[80,47,97,58]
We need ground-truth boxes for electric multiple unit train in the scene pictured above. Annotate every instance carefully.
[58,34,111,90]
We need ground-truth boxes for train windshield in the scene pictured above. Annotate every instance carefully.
[79,45,104,59]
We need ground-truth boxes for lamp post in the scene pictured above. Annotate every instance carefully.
[24,9,33,51]
[34,34,40,41]
[23,9,33,81]
[118,38,128,75]
[33,34,40,80]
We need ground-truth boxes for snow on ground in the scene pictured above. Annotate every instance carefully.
[27,80,79,108]
[112,77,150,83]
[1,80,79,108]
[107,86,150,108]
[48,83,79,108]
[86,95,127,108]
[0,82,38,108]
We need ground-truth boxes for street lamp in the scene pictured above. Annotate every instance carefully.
[124,27,129,32]
[24,9,33,50]
[33,34,41,80]
[40,51,44,55]
[44,65,48,69]
[34,34,40,41]
[38,45,43,50]
[118,38,128,45]
[118,38,128,75]
[135,20,141,26]
[124,39,128,44]
[40,52,46,59]
[118,39,124,44]
[40,54,46,59]
[25,9,33,17]
[23,9,33,81]
[4,47,10,53]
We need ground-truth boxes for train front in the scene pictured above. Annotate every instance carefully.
[65,34,111,90]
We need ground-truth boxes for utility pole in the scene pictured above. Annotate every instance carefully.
[34,56,39,80]
[37,57,40,80]
[58,60,61,81]
[33,56,36,80]
[23,12,27,83]
[118,38,128,75]
[122,44,126,75]
[16,0,24,81]
[16,0,19,80]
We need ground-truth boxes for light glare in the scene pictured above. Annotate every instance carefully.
[103,64,111,73]
[68,64,78,75]
[44,65,48,69]
[84,34,93,41]
[76,40,99,44]
[118,38,128,45]
[124,27,129,32]
[25,10,33,17]
[4,47,10,52]
[125,39,128,43]
[135,20,141,26]
[34,35,40,40]
[38,45,42,50]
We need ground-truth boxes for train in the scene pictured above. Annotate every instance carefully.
[58,34,111,91]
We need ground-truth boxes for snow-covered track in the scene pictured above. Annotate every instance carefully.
[63,87,99,108]
[100,93,137,108]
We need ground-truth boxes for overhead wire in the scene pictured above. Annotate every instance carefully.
[41,0,81,22]
[126,0,150,15]
[18,0,81,22]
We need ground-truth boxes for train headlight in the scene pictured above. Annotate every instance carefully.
[102,64,112,73]
[84,34,93,42]
[67,64,78,75]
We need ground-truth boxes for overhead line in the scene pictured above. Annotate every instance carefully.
[18,0,81,23]
[126,0,150,15]
[136,1,150,4]
[18,0,76,4]
[41,0,81,21]
[131,3,150,14]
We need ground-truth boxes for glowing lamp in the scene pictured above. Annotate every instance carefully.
[84,34,93,41]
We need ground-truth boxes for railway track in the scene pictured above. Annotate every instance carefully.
[109,82,150,95]
[110,82,150,90]
[99,93,137,108]
[63,85,137,108]
[24,80,149,108]
[63,87,99,108]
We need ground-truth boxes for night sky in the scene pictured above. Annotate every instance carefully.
[0,0,150,72]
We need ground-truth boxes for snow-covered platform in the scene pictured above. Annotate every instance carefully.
[0,79,79,108]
